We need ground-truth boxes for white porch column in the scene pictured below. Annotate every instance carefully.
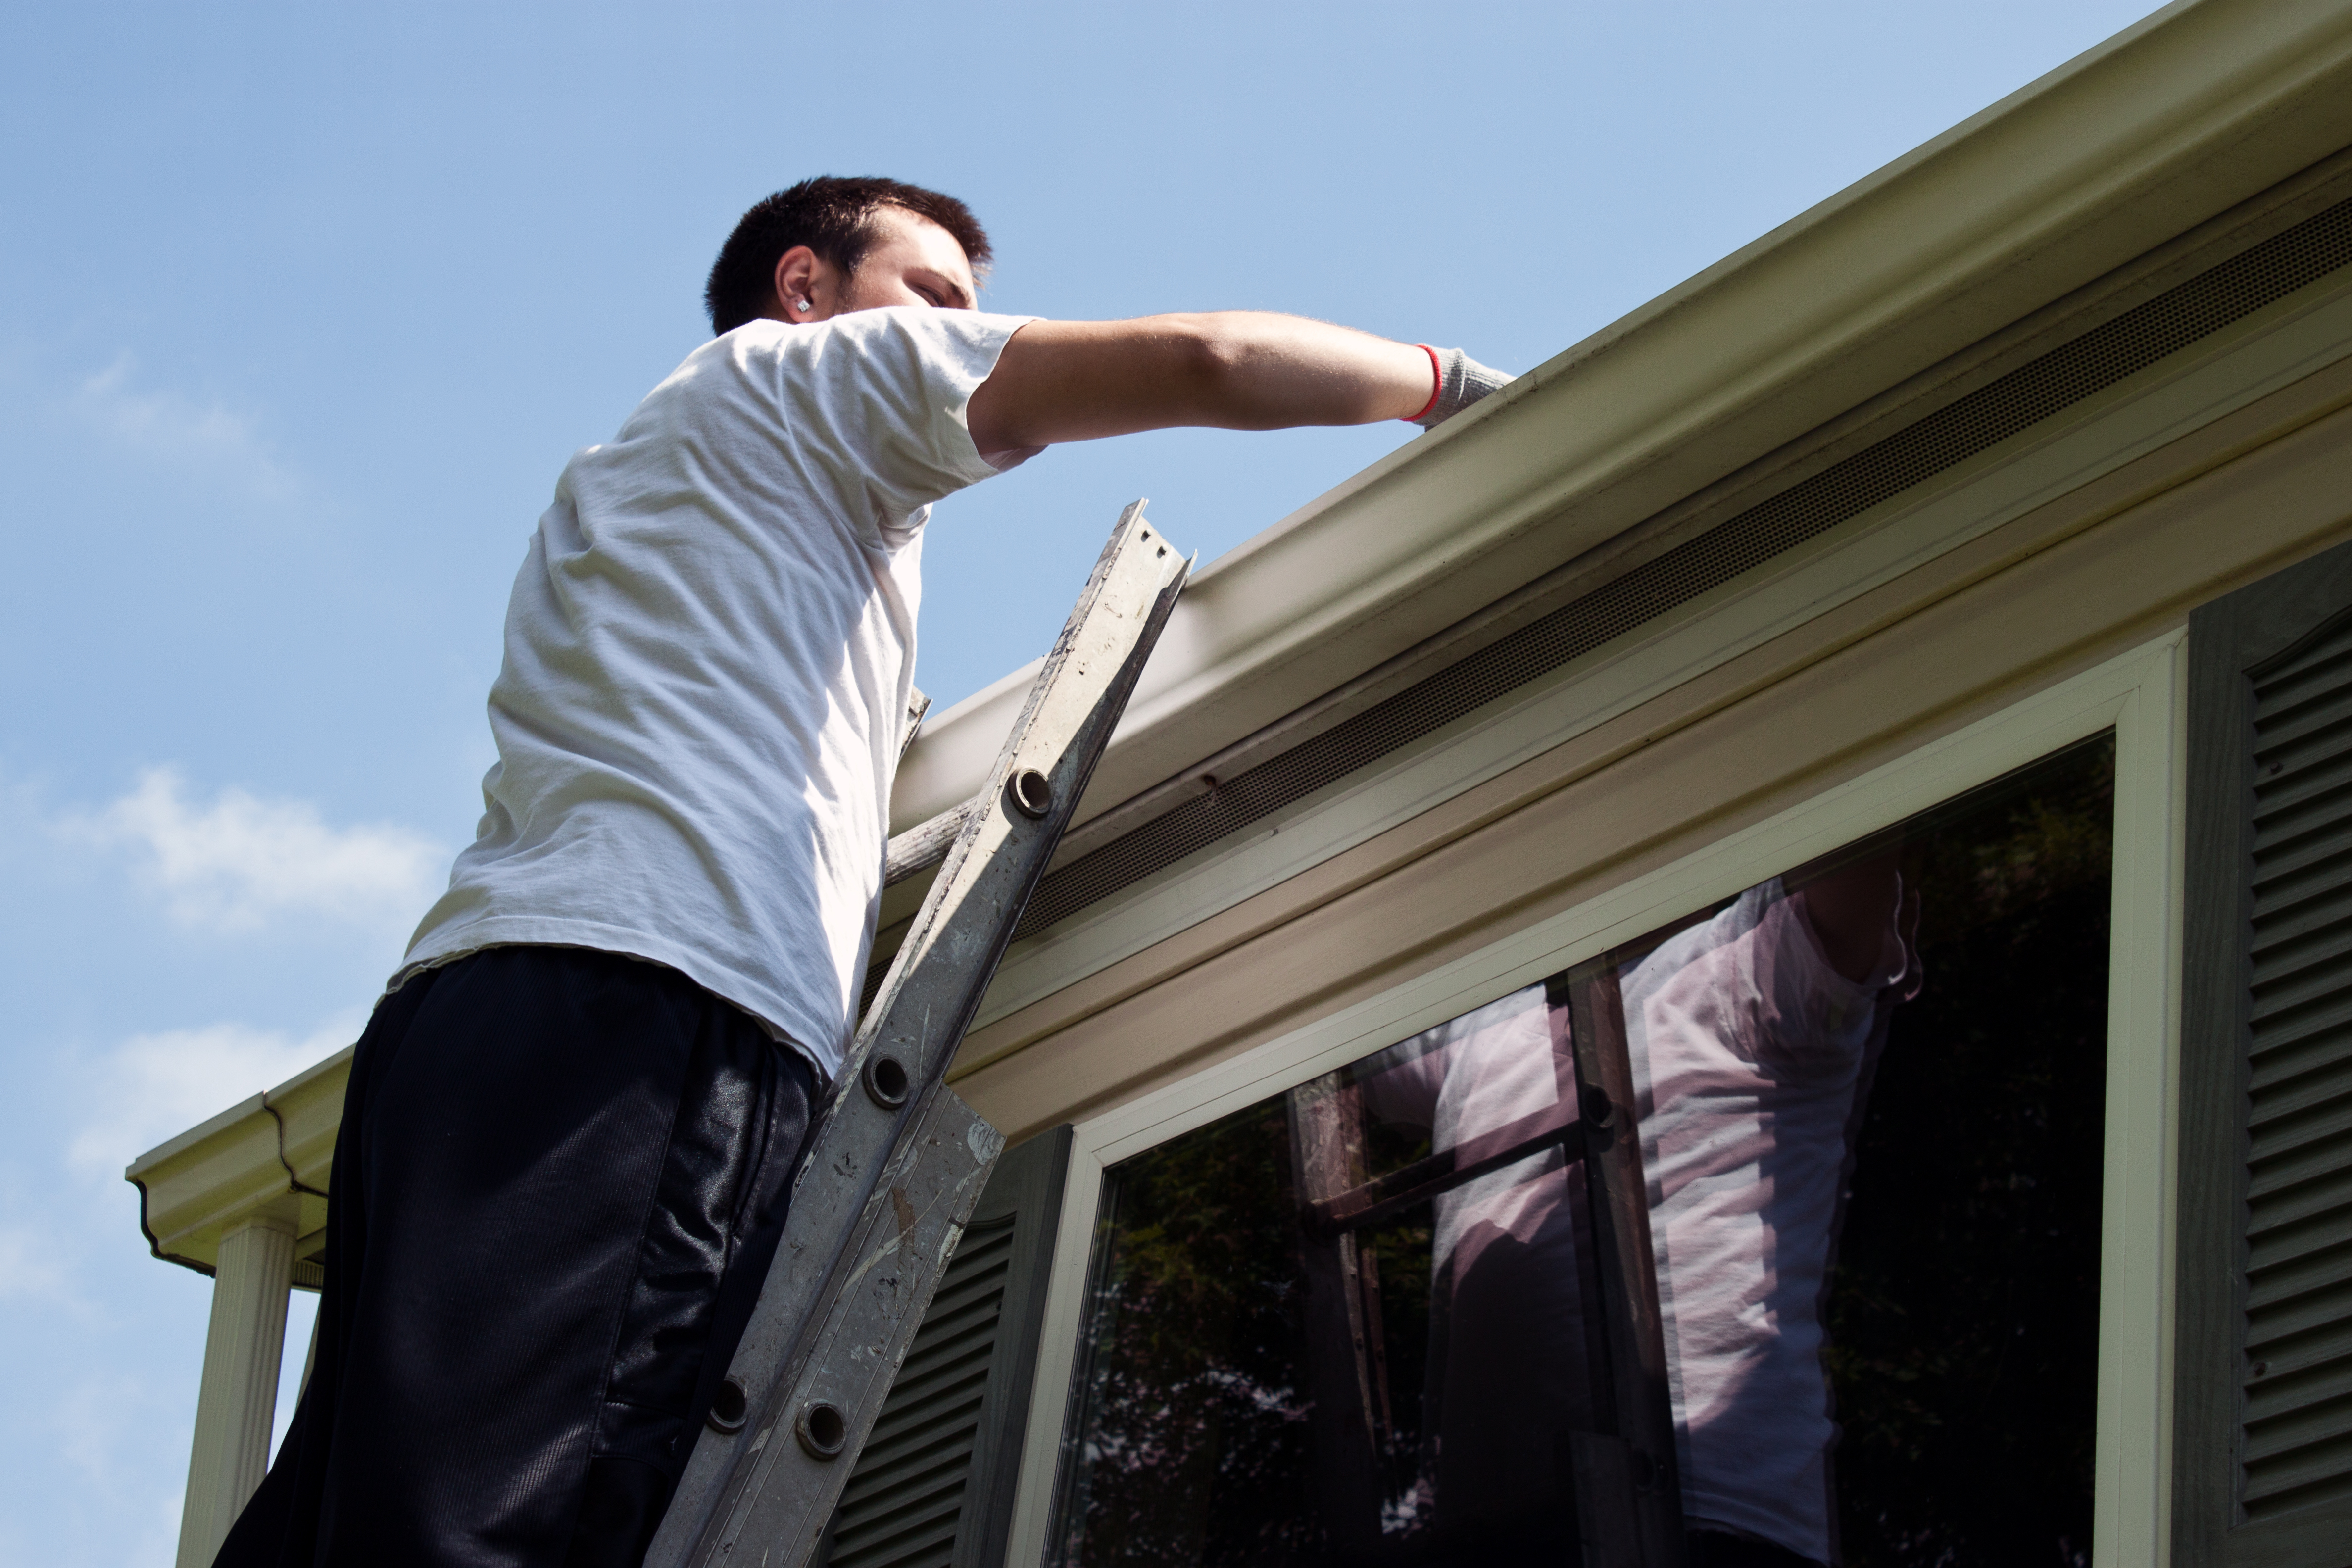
[175,1214,295,1568]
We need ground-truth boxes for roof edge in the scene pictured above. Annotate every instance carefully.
[893,0,2352,833]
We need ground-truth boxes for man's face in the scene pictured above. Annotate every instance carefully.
[813,207,977,318]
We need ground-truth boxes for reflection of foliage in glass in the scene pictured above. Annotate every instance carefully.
[1823,736,2113,1567]
[1059,1102,1324,1567]
[1362,1213,1435,1511]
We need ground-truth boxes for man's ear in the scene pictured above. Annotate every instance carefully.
[770,245,821,323]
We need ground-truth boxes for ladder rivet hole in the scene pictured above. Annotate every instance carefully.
[705,1376,748,1434]
[863,1053,910,1109]
[1008,767,1052,819]
[797,1400,849,1460]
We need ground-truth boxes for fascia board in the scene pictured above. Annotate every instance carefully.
[889,0,2352,833]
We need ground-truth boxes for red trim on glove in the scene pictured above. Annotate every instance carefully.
[1404,343,1443,423]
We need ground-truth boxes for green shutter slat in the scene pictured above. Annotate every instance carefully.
[882,1309,1006,1401]
[2246,1312,2352,1392]
[2249,949,2352,1032]
[2251,839,2352,917]
[840,1387,985,1464]
[2252,626,2352,689]
[835,1485,974,1551]
[2247,1233,2352,1328]
[832,1447,980,1534]
[2254,645,2352,718]
[821,1244,1005,1568]
[2247,1043,2352,1127]
[2249,866,2352,930]
[2247,1206,2352,1284]
[2247,1235,2352,1315]
[846,1383,988,1481]
[816,1127,1073,1568]
[2252,755,2352,841]
[2252,700,2352,769]
[2247,1168,2352,1248]
[832,1523,959,1568]
[2249,1086,2352,1178]
[2244,1018,2352,1098]
[2247,865,2352,942]
[2249,1027,2352,1099]
[2251,873,2352,959]
[832,1475,976,1561]
[836,1447,979,1514]
[2242,1411,2352,1520]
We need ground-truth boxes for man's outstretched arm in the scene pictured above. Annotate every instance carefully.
[965,312,1504,451]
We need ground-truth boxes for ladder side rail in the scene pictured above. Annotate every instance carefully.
[647,503,1188,1568]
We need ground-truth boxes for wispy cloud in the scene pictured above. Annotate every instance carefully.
[67,768,444,937]
[71,353,299,503]
[67,1016,360,1179]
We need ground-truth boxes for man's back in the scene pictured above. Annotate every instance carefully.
[402,307,1032,1077]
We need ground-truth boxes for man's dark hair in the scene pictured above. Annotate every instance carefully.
[703,176,992,336]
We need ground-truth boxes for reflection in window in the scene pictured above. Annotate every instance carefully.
[1050,738,2112,1567]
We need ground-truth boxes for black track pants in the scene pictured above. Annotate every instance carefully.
[214,945,819,1568]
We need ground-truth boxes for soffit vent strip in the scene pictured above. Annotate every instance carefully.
[866,189,2352,1007]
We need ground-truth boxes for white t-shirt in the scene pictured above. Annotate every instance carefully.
[400,307,1035,1080]
[1623,878,1913,1565]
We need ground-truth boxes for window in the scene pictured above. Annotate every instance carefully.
[1044,739,2116,1567]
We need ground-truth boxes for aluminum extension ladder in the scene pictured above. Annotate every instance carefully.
[644,502,1190,1568]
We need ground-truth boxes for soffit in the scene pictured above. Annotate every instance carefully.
[888,0,2352,835]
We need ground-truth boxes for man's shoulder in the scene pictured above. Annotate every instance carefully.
[688,309,1034,381]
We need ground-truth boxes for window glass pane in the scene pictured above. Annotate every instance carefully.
[1051,737,2112,1567]
[1051,985,1591,1565]
[1816,741,2111,1564]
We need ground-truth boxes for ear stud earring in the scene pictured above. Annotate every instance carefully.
[796,297,814,313]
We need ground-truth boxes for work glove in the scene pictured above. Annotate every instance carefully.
[1409,346,1514,429]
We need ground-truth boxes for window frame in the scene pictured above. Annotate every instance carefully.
[1001,630,2190,1568]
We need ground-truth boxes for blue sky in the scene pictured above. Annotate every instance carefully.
[0,2,2163,1561]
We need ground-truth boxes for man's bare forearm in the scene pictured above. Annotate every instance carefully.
[967,312,1440,451]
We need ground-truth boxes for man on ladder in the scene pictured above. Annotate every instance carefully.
[211,175,1511,1568]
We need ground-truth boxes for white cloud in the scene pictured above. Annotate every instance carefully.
[72,353,299,503]
[68,1016,360,1179]
[69,768,444,937]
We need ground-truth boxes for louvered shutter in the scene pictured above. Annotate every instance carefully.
[2177,539,2352,1567]
[817,1125,1073,1568]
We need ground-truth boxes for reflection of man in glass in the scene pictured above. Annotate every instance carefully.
[1357,988,1593,1550]
[1624,855,1920,1567]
